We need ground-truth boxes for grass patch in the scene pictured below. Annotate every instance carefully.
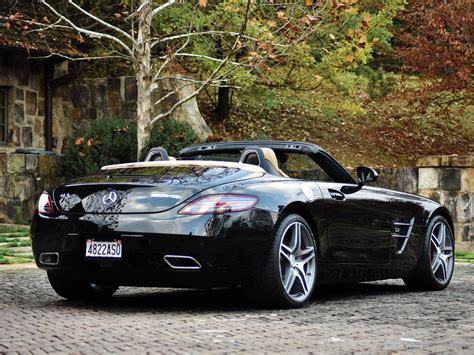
[0,225,33,264]
[0,255,35,264]
[0,236,31,244]
[0,247,34,264]
[456,251,474,263]
[0,225,30,234]
[2,240,32,248]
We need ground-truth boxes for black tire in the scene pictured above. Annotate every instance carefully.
[249,214,318,308]
[47,270,119,301]
[403,215,455,291]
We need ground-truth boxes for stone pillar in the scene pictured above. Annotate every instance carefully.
[0,153,64,223]
[417,154,473,252]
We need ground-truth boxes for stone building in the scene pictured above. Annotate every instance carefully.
[0,0,82,222]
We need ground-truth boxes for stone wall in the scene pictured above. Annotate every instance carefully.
[53,75,211,151]
[52,76,139,151]
[0,152,63,224]
[0,52,46,152]
[417,154,473,252]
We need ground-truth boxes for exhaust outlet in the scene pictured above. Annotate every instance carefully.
[39,252,59,266]
[163,255,201,270]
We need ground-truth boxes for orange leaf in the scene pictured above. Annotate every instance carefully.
[198,0,207,8]
[358,34,367,44]
[344,54,354,63]
[277,11,286,20]
[4,22,11,30]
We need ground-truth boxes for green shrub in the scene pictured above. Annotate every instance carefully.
[60,118,201,177]
[60,118,137,178]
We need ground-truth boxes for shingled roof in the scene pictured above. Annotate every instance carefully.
[0,0,84,57]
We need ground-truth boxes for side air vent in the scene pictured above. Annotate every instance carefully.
[391,217,415,254]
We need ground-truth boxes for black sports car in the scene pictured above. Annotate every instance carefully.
[31,141,455,308]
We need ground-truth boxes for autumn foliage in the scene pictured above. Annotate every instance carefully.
[394,0,474,92]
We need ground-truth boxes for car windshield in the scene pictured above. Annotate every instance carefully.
[187,151,333,182]
[279,153,332,181]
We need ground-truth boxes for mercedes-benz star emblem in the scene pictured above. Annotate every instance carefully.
[103,191,118,205]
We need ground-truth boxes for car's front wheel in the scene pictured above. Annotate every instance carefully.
[47,270,119,301]
[403,215,454,291]
[251,214,318,308]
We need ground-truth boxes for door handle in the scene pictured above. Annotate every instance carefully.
[328,189,345,201]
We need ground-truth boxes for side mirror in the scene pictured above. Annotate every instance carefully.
[357,166,378,184]
[341,166,378,194]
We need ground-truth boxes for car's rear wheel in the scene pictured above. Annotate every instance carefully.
[403,215,454,291]
[47,270,119,301]
[251,214,318,308]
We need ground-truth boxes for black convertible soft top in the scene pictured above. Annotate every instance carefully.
[179,140,355,184]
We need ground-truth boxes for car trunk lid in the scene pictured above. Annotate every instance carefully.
[53,164,263,214]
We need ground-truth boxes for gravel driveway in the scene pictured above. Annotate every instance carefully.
[0,263,473,353]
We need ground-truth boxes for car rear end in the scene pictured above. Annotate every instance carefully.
[31,162,278,288]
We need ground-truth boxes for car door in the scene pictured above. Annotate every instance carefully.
[318,182,393,264]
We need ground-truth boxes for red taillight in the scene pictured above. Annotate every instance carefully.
[38,191,54,215]
[178,194,258,215]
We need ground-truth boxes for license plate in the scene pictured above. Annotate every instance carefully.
[85,239,122,258]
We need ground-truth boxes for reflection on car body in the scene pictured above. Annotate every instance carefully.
[31,140,454,308]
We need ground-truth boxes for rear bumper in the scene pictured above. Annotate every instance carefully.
[31,209,278,287]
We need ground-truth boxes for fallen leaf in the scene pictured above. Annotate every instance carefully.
[198,0,207,8]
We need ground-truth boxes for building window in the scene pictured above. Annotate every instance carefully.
[0,87,7,144]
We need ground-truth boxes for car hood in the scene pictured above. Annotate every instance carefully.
[53,165,264,214]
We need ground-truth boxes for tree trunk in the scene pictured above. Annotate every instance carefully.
[135,0,153,161]
[136,71,152,161]
[215,86,231,122]
[161,77,212,141]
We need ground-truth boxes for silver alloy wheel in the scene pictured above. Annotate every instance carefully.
[430,221,454,284]
[279,221,316,303]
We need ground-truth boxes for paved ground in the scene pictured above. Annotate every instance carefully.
[0,264,473,354]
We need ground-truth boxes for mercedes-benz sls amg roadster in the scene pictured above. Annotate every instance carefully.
[31,141,455,308]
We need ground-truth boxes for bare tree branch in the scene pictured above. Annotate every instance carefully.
[150,0,252,125]
[67,0,137,46]
[152,31,288,48]
[162,53,248,67]
[38,0,134,56]
[28,53,129,61]
[151,0,176,16]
